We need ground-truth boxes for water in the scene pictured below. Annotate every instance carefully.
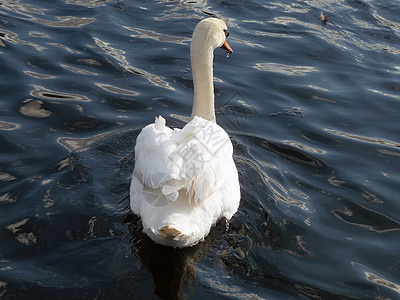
[1,0,399,299]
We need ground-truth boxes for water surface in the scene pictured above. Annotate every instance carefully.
[1,0,400,299]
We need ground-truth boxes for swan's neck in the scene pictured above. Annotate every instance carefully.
[190,43,216,123]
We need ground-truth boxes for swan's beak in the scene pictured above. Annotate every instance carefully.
[221,40,233,54]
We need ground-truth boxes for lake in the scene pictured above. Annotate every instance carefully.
[0,0,399,299]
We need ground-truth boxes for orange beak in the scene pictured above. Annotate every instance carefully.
[221,40,233,54]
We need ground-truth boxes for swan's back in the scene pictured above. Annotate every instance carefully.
[130,116,240,247]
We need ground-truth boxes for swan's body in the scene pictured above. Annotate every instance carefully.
[130,18,240,248]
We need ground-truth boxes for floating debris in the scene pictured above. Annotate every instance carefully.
[320,12,328,25]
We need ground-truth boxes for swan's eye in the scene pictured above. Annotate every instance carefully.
[223,29,230,38]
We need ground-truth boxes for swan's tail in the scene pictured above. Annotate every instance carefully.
[150,224,198,247]
[157,225,183,239]
[154,115,166,131]
[145,217,207,247]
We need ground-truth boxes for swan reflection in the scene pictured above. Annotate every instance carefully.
[127,213,229,299]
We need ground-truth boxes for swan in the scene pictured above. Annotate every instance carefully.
[130,18,240,248]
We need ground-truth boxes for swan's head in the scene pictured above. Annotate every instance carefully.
[191,18,233,55]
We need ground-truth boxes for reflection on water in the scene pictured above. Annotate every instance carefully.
[66,0,113,9]
[0,192,17,204]
[1,0,400,298]
[0,29,44,51]
[47,42,81,54]
[0,0,94,28]
[93,37,174,90]
[333,199,400,233]
[6,218,37,246]
[128,214,225,299]
[0,0,45,17]
[19,100,52,118]
[124,26,190,45]
[95,83,140,96]
[33,16,94,28]
[365,272,400,294]
[61,64,98,76]
[57,130,121,152]
[23,70,56,79]
[326,129,400,149]
[0,121,20,130]
[254,63,317,76]
[368,88,400,101]
[30,85,91,102]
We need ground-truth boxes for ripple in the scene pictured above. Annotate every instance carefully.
[232,36,264,48]
[48,42,81,54]
[123,26,190,45]
[268,16,300,27]
[28,31,49,38]
[253,30,300,40]
[19,99,52,118]
[0,281,6,298]
[23,71,56,79]
[368,88,400,101]
[0,120,20,130]
[237,155,289,204]
[365,272,400,295]
[373,13,400,36]
[30,85,91,102]
[268,13,400,54]
[261,139,326,168]
[6,218,37,246]
[387,66,400,75]
[0,0,45,16]
[254,63,317,76]
[33,16,94,28]
[355,38,400,55]
[326,129,400,150]
[0,172,17,181]
[93,37,174,90]
[57,130,119,152]
[234,134,313,211]
[76,58,102,66]
[95,83,140,96]
[333,199,400,233]
[0,29,44,51]
[378,149,400,157]
[0,193,17,204]
[0,0,93,28]
[283,140,326,155]
[61,64,98,75]
[263,2,309,13]
[66,0,112,8]
[308,85,329,92]
[270,107,306,117]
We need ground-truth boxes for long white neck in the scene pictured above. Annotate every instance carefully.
[190,41,216,123]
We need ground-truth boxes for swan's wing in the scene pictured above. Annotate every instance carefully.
[133,116,185,203]
[177,117,233,205]
[132,116,233,206]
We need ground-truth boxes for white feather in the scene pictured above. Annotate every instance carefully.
[130,116,240,247]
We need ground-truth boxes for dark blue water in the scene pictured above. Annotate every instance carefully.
[1,0,399,299]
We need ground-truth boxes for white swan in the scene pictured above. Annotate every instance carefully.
[130,18,240,248]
